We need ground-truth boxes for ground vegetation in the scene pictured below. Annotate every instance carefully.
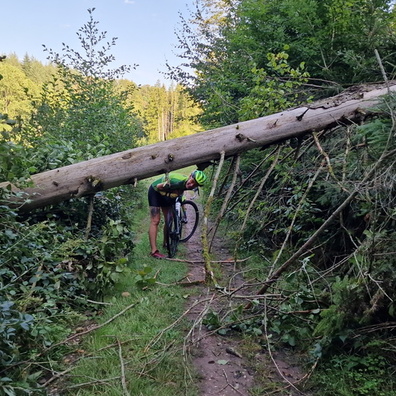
[166,1,396,394]
[1,2,396,395]
[0,9,199,394]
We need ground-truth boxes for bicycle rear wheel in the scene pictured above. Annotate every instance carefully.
[165,207,179,258]
[180,200,199,242]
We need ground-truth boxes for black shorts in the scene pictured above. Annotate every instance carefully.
[148,185,174,207]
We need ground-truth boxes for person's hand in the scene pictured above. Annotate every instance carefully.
[157,181,170,190]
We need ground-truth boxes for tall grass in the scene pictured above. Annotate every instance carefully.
[61,178,199,395]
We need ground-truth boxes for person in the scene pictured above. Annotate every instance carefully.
[148,170,207,259]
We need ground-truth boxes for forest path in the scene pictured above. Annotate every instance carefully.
[171,191,309,396]
[172,194,255,396]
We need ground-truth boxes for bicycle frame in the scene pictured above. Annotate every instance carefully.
[165,196,183,258]
[165,196,199,258]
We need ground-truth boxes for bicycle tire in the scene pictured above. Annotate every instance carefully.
[165,207,179,258]
[180,200,199,242]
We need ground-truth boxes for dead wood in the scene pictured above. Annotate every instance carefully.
[2,82,395,212]
[48,301,140,351]
[246,147,396,307]
[202,151,225,286]
[209,154,240,251]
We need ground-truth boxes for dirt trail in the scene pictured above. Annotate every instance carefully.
[176,198,255,396]
[176,194,308,396]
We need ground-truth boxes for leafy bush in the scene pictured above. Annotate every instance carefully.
[0,10,143,392]
[206,93,396,396]
[0,186,139,390]
[311,354,396,396]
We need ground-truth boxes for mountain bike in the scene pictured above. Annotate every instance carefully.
[165,195,199,258]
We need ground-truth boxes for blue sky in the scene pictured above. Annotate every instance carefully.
[0,0,195,86]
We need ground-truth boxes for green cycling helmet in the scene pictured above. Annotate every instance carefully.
[191,170,207,186]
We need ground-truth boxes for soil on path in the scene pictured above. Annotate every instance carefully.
[174,198,307,396]
[178,219,255,396]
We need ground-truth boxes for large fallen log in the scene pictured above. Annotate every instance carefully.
[1,82,395,211]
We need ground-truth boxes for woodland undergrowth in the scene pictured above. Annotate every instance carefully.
[1,94,396,395]
[1,5,396,393]
[197,93,396,396]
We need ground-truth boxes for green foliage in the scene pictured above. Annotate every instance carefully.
[311,354,396,396]
[200,85,396,394]
[54,215,134,298]
[314,275,368,335]
[0,214,82,389]
[0,7,201,394]
[0,9,149,392]
[134,265,157,288]
[203,310,224,331]
[129,83,202,144]
[0,60,40,125]
[0,130,33,182]
[0,300,34,363]
[30,8,141,161]
[238,50,311,120]
[2,2,396,394]
[171,0,396,126]
[0,187,140,390]
[1,52,200,159]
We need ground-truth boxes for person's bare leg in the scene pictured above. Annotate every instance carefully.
[149,206,161,254]
[161,207,169,247]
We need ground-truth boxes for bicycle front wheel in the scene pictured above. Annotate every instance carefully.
[180,200,199,242]
[165,207,179,258]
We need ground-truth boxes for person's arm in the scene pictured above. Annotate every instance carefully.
[159,179,186,192]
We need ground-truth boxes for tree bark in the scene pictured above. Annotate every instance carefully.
[1,82,395,212]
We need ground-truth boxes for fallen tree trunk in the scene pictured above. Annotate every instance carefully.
[1,82,395,211]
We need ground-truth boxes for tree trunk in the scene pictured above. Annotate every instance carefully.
[1,82,394,212]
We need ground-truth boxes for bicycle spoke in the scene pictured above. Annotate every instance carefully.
[180,200,199,242]
[165,208,179,258]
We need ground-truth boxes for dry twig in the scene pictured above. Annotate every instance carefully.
[209,154,241,251]
[247,147,396,304]
[145,296,216,352]
[263,297,304,394]
[85,194,94,240]
[235,145,281,256]
[202,151,226,286]
[270,158,324,276]
[219,369,245,395]
[118,339,131,396]
[49,301,140,350]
